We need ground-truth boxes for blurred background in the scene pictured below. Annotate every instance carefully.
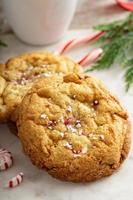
[0,0,128,33]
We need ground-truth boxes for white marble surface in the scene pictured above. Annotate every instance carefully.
[0,30,133,200]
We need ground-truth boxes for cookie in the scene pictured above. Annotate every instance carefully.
[0,52,81,122]
[17,73,131,182]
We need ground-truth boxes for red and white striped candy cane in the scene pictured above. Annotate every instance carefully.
[116,0,133,11]
[6,172,24,188]
[0,148,13,171]
[78,48,103,66]
[55,31,104,55]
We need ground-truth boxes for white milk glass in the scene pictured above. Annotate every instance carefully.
[2,0,78,45]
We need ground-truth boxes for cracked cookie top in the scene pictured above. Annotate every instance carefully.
[0,52,81,122]
[17,73,130,182]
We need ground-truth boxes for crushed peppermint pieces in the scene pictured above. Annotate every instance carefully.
[99,135,105,141]
[64,141,88,158]
[43,72,52,77]
[64,142,72,150]
[64,117,74,126]
[93,100,99,106]
[66,105,72,113]
[47,120,57,130]
[6,172,24,188]
[66,125,77,133]
[75,120,81,128]
[60,132,64,137]
[40,113,47,119]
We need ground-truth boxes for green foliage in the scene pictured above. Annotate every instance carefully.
[124,58,133,91]
[0,40,7,47]
[86,13,133,91]
[0,28,7,48]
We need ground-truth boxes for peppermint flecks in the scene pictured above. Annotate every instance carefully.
[66,125,77,133]
[99,135,105,141]
[43,72,52,77]
[93,100,99,106]
[60,132,64,138]
[47,120,56,129]
[64,142,72,150]
[64,117,74,126]
[75,120,81,128]
[40,113,47,119]
[66,105,72,113]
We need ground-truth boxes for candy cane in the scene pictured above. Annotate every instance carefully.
[78,48,103,66]
[55,31,104,55]
[6,172,24,188]
[0,148,13,171]
[116,0,133,11]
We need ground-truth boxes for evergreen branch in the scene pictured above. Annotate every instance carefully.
[124,59,133,91]
[86,12,133,91]
[0,40,7,47]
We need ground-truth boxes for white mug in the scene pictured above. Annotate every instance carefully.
[2,0,78,45]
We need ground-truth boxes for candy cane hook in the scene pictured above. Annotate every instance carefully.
[78,48,103,66]
[55,31,104,55]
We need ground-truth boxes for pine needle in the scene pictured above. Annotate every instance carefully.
[86,12,133,91]
[124,58,133,91]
